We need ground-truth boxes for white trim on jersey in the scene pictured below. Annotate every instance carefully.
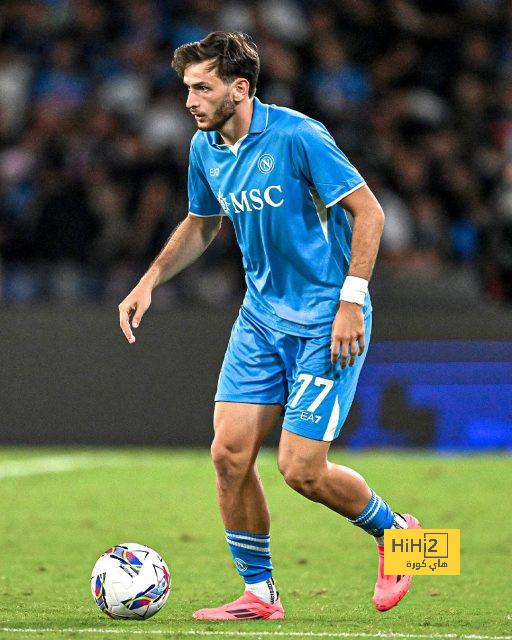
[322,396,340,441]
[188,209,226,218]
[325,181,366,209]
[309,186,329,242]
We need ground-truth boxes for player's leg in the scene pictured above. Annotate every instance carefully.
[277,431,420,611]
[278,312,421,611]
[194,402,285,620]
[193,308,287,620]
[278,430,370,516]
[211,401,280,534]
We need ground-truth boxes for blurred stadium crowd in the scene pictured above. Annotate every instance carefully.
[0,0,511,306]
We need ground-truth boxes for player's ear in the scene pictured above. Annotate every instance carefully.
[232,77,250,103]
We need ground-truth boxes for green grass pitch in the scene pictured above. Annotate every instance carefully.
[0,448,510,639]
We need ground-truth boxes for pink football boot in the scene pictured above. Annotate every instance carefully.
[373,513,422,612]
[193,591,285,620]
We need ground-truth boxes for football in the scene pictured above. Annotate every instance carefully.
[91,543,171,619]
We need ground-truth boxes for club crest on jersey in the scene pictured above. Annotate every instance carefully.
[216,186,284,214]
[258,153,275,174]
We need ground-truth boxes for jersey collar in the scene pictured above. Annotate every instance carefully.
[249,97,269,134]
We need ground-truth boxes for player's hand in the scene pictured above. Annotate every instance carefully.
[118,279,153,344]
[331,302,365,368]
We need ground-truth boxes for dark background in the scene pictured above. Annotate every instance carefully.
[1,0,512,307]
[2,304,511,447]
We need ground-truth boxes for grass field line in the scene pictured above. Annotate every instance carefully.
[0,453,127,479]
[0,629,511,639]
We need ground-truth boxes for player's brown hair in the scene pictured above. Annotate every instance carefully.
[172,31,260,98]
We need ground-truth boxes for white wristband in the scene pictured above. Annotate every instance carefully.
[340,276,368,306]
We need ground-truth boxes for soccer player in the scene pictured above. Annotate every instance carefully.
[118,31,420,620]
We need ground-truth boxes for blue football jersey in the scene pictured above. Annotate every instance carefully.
[188,97,370,337]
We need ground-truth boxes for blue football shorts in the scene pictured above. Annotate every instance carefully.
[215,305,372,442]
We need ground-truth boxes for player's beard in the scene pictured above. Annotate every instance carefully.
[198,93,236,131]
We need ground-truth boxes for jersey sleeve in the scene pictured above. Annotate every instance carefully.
[188,140,222,216]
[292,119,365,208]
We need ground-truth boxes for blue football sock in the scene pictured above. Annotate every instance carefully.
[225,529,273,584]
[347,490,395,537]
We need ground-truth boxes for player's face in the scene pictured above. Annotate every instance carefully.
[184,60,237,131]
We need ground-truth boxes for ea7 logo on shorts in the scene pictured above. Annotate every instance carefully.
[300,411,322,423]
[258,153,275,174]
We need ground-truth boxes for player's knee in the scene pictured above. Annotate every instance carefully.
[210,439,252,482]
[278,458,323,500]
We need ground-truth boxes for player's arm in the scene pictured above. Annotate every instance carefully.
[330,185,385,367]
[119,213,222,344]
